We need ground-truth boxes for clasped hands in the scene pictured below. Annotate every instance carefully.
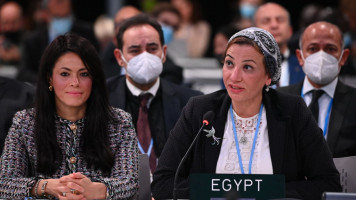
[45,172,105,200]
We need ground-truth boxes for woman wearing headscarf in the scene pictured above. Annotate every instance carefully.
[0,34,138,199]
[151,27,341,200]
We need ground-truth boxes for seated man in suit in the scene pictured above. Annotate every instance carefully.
[278,21,356,158]
[107,14,202,173]
[0,77,34,154]
[254,2,305,87]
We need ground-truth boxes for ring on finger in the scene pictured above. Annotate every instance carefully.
[70,188,79,195]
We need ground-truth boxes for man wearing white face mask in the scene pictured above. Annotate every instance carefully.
[107,14,202,173]
[279,21,356,158]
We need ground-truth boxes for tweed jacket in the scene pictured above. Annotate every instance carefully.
[0,107,138,199]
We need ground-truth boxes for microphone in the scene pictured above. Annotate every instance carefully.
[173,111,215,200]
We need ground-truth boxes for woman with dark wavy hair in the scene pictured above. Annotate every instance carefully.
[0,34,138,199]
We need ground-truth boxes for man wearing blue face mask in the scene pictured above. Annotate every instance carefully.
[279,21,356,158]
[107,14,202,174]
[17,0,98,84]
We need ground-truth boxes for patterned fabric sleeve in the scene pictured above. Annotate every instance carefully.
[100,109,139,199]
[0,110,36,199]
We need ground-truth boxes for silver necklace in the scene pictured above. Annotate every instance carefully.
[240,133,248,145]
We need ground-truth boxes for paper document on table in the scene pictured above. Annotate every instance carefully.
[333,156,356,193]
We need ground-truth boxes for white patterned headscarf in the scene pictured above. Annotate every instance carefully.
[228,27,281,85]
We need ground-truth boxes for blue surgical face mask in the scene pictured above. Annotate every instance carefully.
[50,16,73,36]
[239,3,257,19]
[161,24,174,45]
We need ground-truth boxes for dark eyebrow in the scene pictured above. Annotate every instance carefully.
[242,59,256,64]
[307,43,318,46]
[147,42,159,47]
[60,67,87,71]
[325,43,338,48]
[78,68,88,72]
[127,45,141,50]
[226,53,234,59]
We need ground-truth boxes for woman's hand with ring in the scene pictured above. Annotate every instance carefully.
[70,188,80,195]
[59,172,107,199]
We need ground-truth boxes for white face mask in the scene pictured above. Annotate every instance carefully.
[301,50,343,85]
[121,51,163,84]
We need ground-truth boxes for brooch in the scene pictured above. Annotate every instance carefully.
[203,126,221,145]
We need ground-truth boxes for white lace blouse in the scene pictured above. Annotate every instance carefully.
[216,107,273,174]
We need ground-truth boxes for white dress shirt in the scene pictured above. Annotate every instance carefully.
[126,78,160,108]
[279,49,290,87]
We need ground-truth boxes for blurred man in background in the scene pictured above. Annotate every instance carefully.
[100,5,141,79]
[0,76,34,154]
[18,0,98,84]
[0,1,24,78]
[255,2,304,87]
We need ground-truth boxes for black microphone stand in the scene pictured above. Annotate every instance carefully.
[173,122,208,200]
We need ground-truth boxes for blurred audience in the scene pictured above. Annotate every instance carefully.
[0,76,34,155]
[100,5,142,79]
[169,0,211,58]
[17,0,98,84]
[32,0,50,29]
[107,14,202,173]
[340,0,356,34]
[150,2,183,84]
[233,0,264,29]
[288,4,323,54]
[316,6,356,77]
[213,25,240,67]
[151,2,181,46]
[0,1,24,78]
[213,25,239,89]
[254,2,304,87]
[279,21,356,157]
[94,15,114,51]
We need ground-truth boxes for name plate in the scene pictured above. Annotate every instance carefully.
[190,173,285,200]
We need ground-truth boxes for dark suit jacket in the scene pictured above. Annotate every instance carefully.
[106,75,202,155]
[151,89,341,200]
[0,77,35,154]
[278,80,356,157]
[18,21,98,83]
[288,54,305,85]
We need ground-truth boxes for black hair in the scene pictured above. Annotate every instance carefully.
[35,33,115,175]
[116,13,164,49]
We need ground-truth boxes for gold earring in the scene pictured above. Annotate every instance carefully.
[49,85,53,91]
